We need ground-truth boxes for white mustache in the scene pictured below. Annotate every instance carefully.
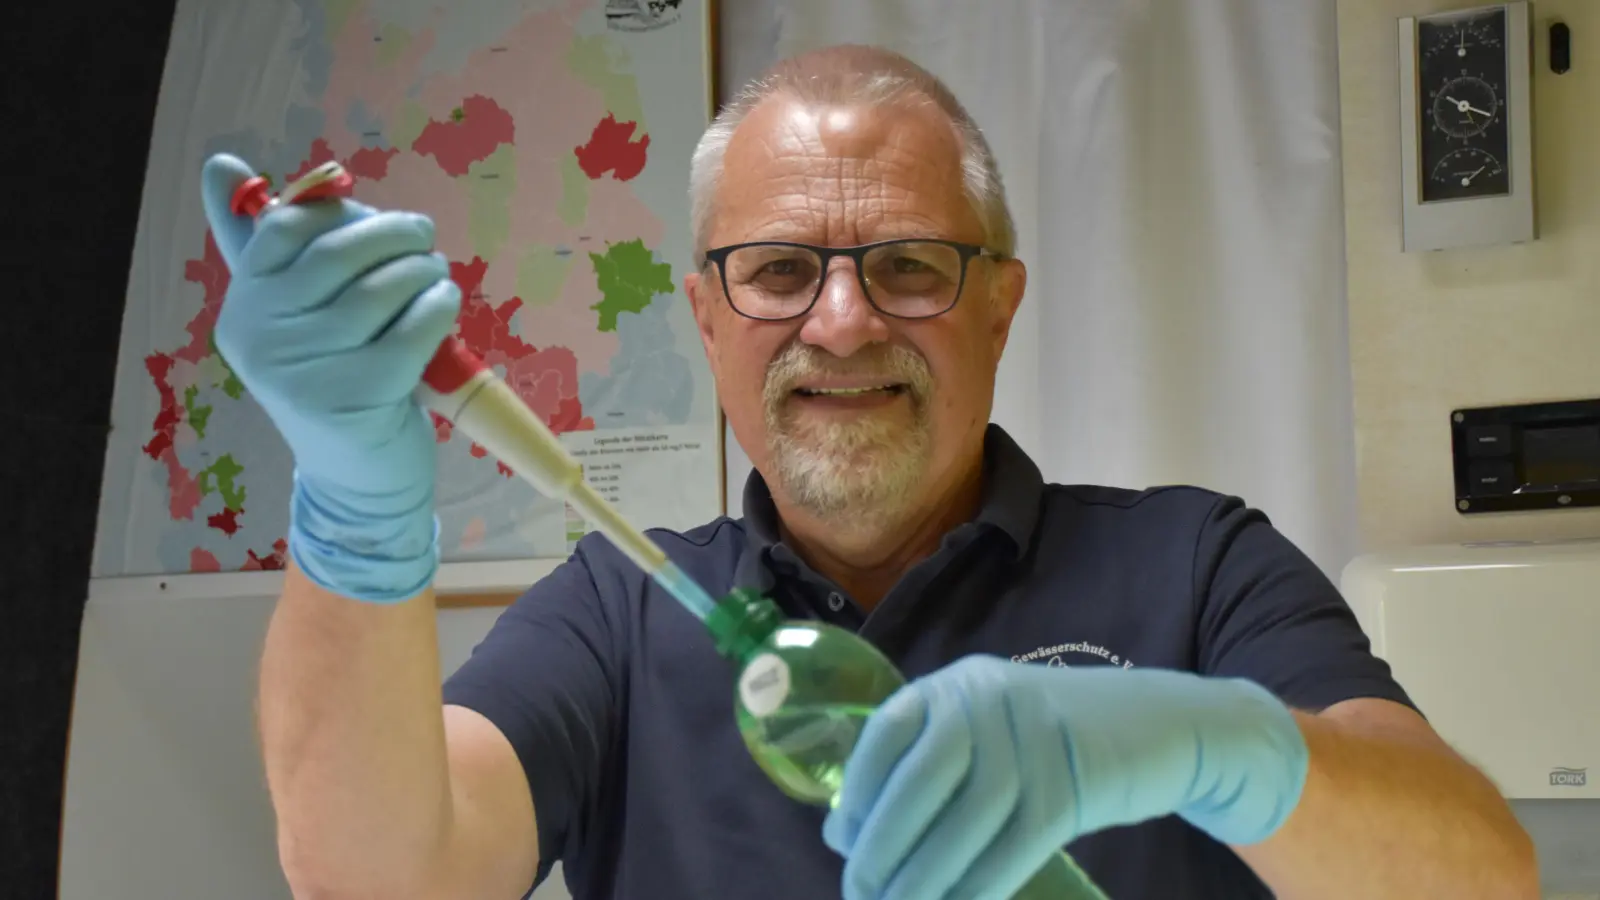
[762,342,933,409]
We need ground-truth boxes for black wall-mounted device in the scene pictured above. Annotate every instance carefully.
[1550,21,1571,74]
[1453,398,1600,513]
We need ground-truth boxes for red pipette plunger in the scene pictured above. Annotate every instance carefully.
[227,161,592,505]
[230,161,356,215]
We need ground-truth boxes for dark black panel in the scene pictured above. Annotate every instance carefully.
[1452,399,1600,514]
[1521,424,1600,487]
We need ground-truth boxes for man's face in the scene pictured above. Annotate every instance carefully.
[686,97,1025,526]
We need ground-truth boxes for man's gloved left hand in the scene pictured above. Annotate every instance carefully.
[822,656,1310,900]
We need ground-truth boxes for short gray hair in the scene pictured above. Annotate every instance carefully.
[688,44,1016,266]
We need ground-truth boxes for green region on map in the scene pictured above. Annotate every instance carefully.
[198,454,247,511]
[183,385,213,438]
[558,155,588,227]
[517,245,574,307]
[568,36,645,127]
[391,100,430,150]
[375,23,411,66]
[589,238,673,332]
[206,331,245,399]
[465,144,516,262]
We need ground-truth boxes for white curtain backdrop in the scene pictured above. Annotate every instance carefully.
[718,0,1360,579]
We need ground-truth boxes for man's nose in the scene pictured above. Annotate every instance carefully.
[798,260,891,357]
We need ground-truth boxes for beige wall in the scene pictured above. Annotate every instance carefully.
[1338,0,1600,551]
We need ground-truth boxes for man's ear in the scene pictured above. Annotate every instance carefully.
[686,270,718,359]
[987,258,1027,358]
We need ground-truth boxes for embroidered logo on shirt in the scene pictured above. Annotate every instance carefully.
[1012,641,1135,669]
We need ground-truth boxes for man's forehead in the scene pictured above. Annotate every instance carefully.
[731,96,962,174]
[714,96,977,242]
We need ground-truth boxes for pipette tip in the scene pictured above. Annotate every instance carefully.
[651,562,718,622]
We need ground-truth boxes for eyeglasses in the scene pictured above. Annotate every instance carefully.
[701,238,1004,322]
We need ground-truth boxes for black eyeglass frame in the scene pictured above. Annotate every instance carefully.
[701,238,1006,322]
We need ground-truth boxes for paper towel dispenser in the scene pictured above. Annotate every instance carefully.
[1341,538,1599,800]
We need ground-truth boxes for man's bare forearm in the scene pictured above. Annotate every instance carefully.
[1235,704,1539,899]
[257,561,454,897]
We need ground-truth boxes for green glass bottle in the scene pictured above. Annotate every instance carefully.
[706,588,1111,900]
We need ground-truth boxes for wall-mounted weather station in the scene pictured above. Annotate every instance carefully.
[1398,2,1536,251]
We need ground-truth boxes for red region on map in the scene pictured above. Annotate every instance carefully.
[574,114,649,181]
[208,508,242,536]
[431,413,453,442]
[444,257,596,476]
[141,352,203,520]
[452,257,536,367]
[142,354,181,462]
[288,139,400,186]
[287,139,337,183]
[178,233,229,363]
[345,144,401,180]
[411,95,515,176]
[450,257,595,430]
[242,539,289,571]
[144,239,227,529]
[189,541,283,572]
[139,232,231,524]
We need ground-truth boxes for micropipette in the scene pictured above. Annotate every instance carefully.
[231,162,719,620]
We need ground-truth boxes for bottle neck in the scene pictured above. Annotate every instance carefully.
[705,588,784,663]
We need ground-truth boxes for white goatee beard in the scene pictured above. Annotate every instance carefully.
[761,341,934,526]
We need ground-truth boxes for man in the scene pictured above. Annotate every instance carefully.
[201,44,1537,900]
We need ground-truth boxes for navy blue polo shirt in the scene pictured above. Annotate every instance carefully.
[442,424,1414,899]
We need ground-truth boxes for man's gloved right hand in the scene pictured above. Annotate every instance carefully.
[200,153,461,602]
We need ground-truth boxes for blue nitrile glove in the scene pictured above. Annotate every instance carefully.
[200,153,461,602]
[823,656,1309,900]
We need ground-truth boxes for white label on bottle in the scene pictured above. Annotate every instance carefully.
[739,653,791,718]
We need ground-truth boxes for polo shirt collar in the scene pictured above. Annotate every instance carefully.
[733,423,1044,591]
[970,424,1045,557]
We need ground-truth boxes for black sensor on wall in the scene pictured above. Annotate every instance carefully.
[1452,398,1600,513]
[1550,21,1571,74]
